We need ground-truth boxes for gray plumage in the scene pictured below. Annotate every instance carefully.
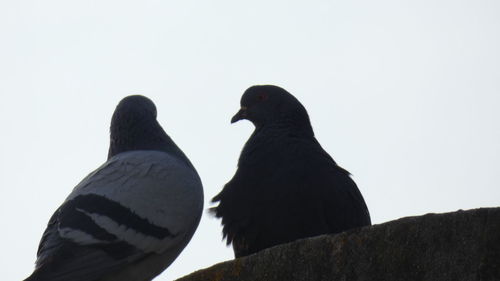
[211,85,370,257]
[25,95,203,281]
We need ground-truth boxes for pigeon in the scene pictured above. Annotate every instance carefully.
[25,95,204,281]
[211,85,371,258]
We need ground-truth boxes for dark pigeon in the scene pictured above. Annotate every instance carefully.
[211,85,371,258]
[25,95,204,281]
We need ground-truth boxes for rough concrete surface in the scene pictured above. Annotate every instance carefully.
[176,208,500,281]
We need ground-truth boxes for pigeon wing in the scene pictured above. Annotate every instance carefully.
[310,142,372,231]
[28,150,203,281]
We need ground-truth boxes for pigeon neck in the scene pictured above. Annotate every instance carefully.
[107,121,190,166]
[256,112,315,139]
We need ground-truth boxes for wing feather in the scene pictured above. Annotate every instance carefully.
[28,150,203,281]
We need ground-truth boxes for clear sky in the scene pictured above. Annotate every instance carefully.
[1,1,499,280]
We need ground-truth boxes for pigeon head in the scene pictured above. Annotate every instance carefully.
[232,85,313,133]
[114,95,158,121]
[108,95,185,160]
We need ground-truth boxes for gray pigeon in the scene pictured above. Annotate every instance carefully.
[25,95,204,281]
[211,85,371,258]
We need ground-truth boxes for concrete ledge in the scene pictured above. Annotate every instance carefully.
[176,208,500,281]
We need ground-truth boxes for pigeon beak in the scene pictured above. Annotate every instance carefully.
[231,107,248,124]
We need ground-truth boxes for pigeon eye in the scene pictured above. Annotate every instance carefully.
[257,94,268,101]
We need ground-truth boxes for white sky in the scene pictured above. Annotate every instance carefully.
[1,1,499,280]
